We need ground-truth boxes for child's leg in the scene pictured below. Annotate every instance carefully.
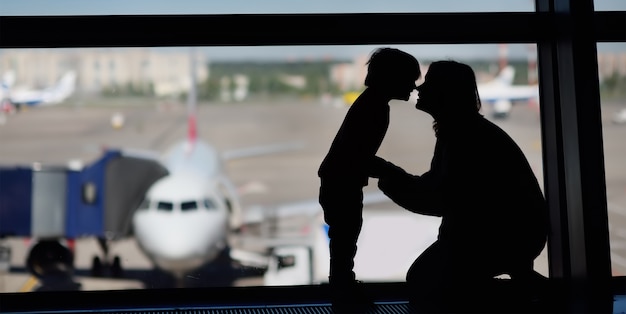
[319,180,364,284]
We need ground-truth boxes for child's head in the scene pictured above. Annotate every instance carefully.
[364,47,421,101]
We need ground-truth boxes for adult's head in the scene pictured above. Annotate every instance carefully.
[364,47,421,101]
[416,60,481,121]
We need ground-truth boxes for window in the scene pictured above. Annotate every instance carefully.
[597,42,626,277]
[595,0,626,11]
[0,44,555,288]
[0,2,624,313]
[180,200,198,211]
[156,201,173,211]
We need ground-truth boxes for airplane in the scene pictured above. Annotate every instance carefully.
[12,119,306,290]
[118,122,306,282]
[477,65,539,119]
[0,70,16,114]
[4,71,77,112]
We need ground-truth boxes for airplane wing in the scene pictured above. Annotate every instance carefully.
[241,190,391,226]
[231,190,391,270]
[229,248,271,269]
[221,141,305,161]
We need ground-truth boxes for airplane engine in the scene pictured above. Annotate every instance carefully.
[493,99,512,119]
[25,239,81,291]
[26,239,74,279]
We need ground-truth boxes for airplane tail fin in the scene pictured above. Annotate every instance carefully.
[1,70,16,91]
[187,113,197,143]
[185,48,199,151]
[495,66,515,85]
[43,71,77,104]
[57,71,77,93]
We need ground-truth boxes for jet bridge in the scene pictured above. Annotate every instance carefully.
[0,149,168,283]
[0,149,168,240]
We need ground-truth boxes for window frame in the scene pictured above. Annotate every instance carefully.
[1,0,625,312]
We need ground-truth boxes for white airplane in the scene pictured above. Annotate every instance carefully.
[124,126,304,281]
[0,70,16,114]
[6,71,77,111]
[20,120,305,289]
[477,65,539,119]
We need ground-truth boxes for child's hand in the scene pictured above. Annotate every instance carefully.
[368,156,389,178]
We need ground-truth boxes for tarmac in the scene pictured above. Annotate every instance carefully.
[0,97,624,292]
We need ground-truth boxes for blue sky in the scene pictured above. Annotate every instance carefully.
[2,0,624,16]
[1,0,533,15]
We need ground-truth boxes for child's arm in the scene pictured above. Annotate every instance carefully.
[368,155,408,179]
[370,156,443,217]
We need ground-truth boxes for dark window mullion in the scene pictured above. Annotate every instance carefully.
[1,12,544,48]
[537,0,613,312]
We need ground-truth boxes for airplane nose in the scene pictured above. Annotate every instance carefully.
[133,210,226,264]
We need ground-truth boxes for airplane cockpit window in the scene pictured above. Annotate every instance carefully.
[181,200,198,211]
[156,201,174,211]
[204,199,217,210]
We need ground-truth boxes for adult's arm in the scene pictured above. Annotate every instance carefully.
[370,156,442,216]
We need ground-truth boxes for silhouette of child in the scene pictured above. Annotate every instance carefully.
[318,47,420,309]
[370,60,548,313]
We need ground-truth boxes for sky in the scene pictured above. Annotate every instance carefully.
[1,0,624,61]
[1,0,624,15]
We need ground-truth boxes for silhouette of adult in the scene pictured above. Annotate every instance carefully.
[369,60,548,312]
[318,47,420,310]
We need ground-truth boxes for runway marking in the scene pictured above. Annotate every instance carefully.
[19,276,38,292]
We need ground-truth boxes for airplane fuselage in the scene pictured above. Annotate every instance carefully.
[131,140,239,278]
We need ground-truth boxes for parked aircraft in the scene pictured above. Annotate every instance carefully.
[4,71,77,111]
[477,66,539,119]
[0,70,16,114]
[118,122,304,281]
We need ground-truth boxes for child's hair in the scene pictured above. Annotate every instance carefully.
[364,47,420,87]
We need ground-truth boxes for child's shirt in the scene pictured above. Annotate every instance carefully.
[318,88,390,187]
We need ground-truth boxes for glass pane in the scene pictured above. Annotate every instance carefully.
[595,0,626,11]
[598,42,626,277]
[0,44,547,293]
[0,0,534,16]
